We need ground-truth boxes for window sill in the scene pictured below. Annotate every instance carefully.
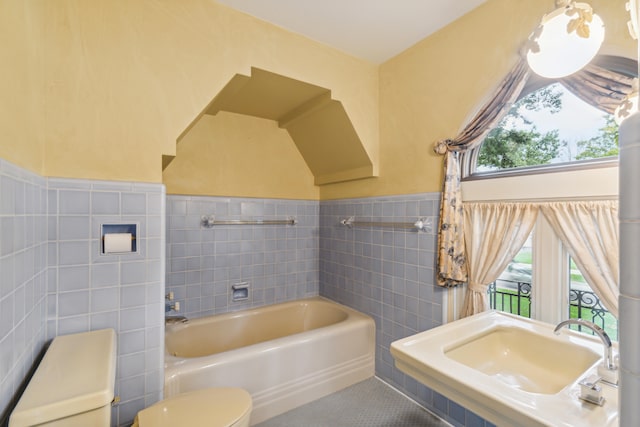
[461,162,618,203]
[463,157,618,182]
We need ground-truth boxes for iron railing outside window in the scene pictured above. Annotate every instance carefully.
[487,280,618,341]
[488,281,532,318]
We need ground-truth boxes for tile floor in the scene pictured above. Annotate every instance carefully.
[255,377,451,427]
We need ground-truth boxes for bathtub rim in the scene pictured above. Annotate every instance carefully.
[163,296,376,424]
[164,296,374,365]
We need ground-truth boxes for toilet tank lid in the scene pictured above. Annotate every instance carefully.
[9,329,117,427]
[137,388,252,426]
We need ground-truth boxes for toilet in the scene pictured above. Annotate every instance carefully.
[9,329,252,427]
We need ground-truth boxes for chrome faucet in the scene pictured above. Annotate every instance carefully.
[554,318,617,384]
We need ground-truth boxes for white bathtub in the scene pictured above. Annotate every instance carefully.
[164,297,375,425]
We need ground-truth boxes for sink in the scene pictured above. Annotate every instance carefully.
[391,311,619,427]
[445,326,599,394]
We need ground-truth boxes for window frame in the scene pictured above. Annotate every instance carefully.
[460,55,637,180]
[530,213,570,325]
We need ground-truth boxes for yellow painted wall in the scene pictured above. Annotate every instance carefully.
[319,0,636,199]
[0,1,45,173]
[0,0,634,200]
[35,0,378,192]
[164,112,319,199]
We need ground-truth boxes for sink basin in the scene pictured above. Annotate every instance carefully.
[391,311,619,427]
[445,326,599,394]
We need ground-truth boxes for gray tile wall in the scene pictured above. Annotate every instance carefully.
[165,195,319,319]
[0,160,48,423]
[0,153,492,427]
[47,178,165,427]
[0,157,165,427]
[319,194,492,427]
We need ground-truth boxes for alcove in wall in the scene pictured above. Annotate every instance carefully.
[164,67,376,187]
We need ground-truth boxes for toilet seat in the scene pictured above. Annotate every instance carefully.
[133,388,252,427]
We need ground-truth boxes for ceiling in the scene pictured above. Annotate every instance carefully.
[216,0,488,64]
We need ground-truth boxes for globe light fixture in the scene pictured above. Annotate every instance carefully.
[526,1,605,78]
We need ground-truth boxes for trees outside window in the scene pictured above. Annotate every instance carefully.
[575,116,618,160]
[476,82,618,173]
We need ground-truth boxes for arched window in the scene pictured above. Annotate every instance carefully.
[462,55,637,179]
[461,57,636,338]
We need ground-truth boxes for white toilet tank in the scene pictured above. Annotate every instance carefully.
[9,329,117,427]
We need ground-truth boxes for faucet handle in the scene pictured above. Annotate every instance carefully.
[166,301,180,312]
[579,374,605,406]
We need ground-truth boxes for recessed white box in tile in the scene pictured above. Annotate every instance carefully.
[101,223,138,254]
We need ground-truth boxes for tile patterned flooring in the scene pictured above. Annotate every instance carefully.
[255,377,451,427]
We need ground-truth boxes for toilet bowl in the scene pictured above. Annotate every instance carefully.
[9,329,252,427]
[132,387,252,427]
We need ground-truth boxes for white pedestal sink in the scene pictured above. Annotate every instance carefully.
[390,311,618,427]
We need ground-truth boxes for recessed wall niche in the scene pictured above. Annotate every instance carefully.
[165,67,376,187]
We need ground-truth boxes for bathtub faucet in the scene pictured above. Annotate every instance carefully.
[166,315,188,325]
[554,318,618,384]
[166,301,180,313]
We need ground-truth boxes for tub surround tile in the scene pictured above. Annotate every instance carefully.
[165,195,319,319]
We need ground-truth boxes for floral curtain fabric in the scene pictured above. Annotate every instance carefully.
[434,151,467,286]
[433,58,530,286]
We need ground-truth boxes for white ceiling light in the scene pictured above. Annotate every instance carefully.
[526,1,605,79]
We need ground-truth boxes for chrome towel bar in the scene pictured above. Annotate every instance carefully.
[201,215,297,228]
[339,216,431,232]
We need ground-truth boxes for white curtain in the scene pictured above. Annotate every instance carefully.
[461,203,539,317]
[540,201,619,318]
